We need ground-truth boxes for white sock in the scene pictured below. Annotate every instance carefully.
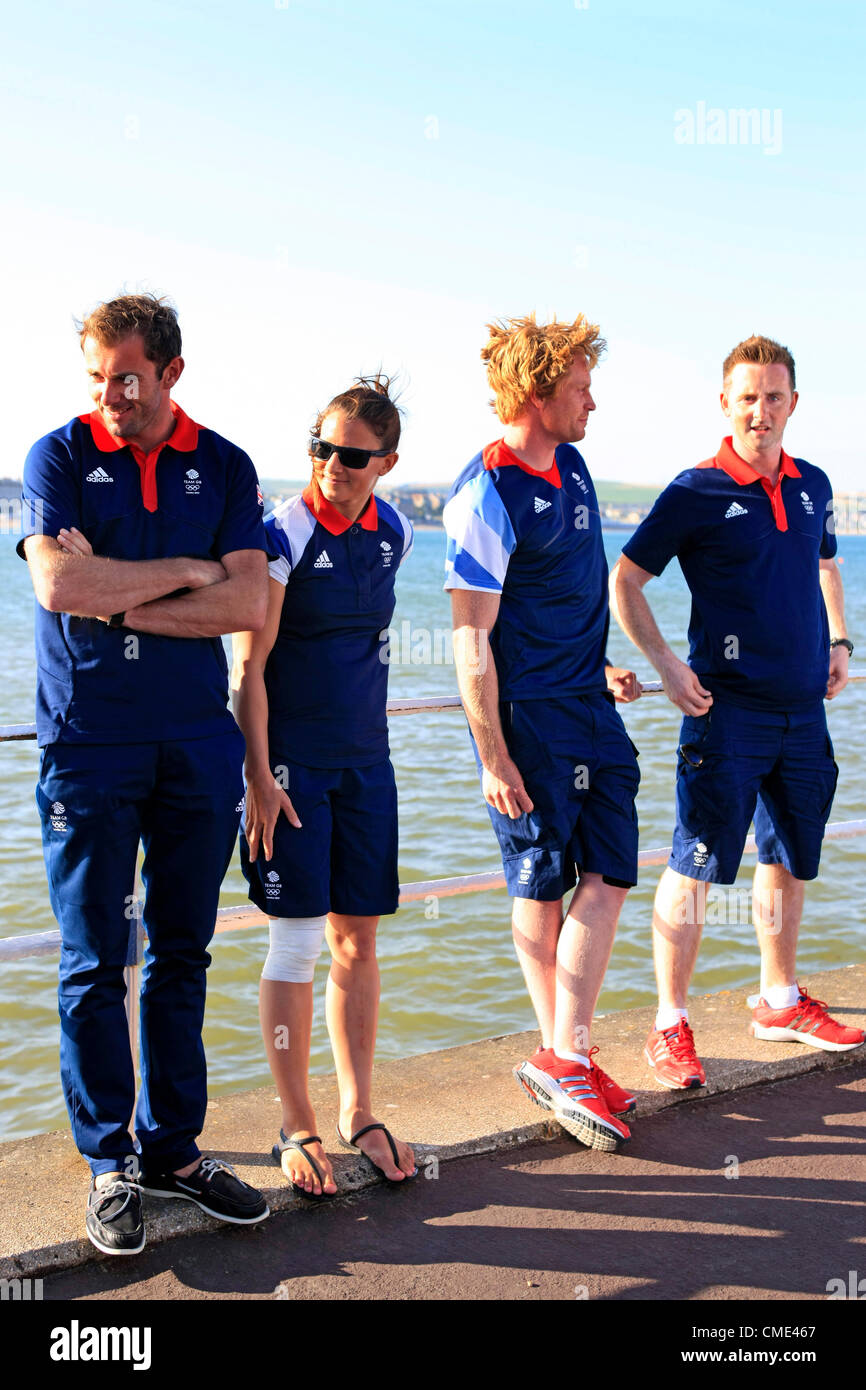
[763,983,799,1009]
[553,1049,591,1068]
[655,1006,689,1031]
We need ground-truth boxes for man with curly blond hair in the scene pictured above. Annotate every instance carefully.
[444,314,642,1151]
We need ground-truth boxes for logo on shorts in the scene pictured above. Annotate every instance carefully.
[265,869,281,900]
[800,491,814,515]
[724,502,748,519]
[518,856,533,885]
[380,540,393,568]
[693,841,709,867]
[235,796,245,814]
[534,497,552,514]
[49,801,68,832]
[314,550,333,569]
[184,468,202,495]
[571,472,588,493]
[85,466,114,483]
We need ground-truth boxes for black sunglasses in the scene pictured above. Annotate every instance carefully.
[309,436,393,471]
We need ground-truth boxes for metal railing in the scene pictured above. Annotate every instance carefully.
[2,672,865,1066]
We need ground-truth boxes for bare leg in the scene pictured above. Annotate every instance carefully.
[753,862,804,992]
[510,897,563,1048]
[652,867,707,1012]
[257,977,335,1196]
[554,874,628,1056]
[326,914,415,1180]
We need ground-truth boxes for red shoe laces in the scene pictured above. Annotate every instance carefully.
[661,1021,697,1058]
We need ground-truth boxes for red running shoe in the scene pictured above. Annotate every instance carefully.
[513,1052,631,1151]
[588,1046,636,1115]
[644,1019,706,1090]
[750,988,866,1052]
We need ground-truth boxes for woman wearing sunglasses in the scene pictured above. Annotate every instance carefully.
[231,378,416,1197]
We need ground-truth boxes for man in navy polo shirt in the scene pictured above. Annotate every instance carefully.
[445,313,641,1153]
[19,293,271,1252]
[610,334,863,1090]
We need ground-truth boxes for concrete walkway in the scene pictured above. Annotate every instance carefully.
[2,963,864,1295]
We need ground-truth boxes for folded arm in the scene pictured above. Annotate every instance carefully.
[23,532,225,618]
[123,548,268,637]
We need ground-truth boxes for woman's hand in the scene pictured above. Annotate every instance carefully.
[244,770,302,862]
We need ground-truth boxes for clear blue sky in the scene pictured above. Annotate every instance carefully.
[3,0,864,488]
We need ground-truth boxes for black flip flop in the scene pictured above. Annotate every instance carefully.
[272,1131,334,1201]
[335,1122,418,1184]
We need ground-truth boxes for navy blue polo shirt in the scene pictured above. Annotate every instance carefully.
[622,436,837,710]
[443,439,610,700]
[264,482,413,767]
[19,404,268,746]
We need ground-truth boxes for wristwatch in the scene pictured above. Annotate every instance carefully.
[107,611,126,629]
[830,637,854,656]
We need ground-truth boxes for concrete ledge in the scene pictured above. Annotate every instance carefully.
[2,962,864,1280]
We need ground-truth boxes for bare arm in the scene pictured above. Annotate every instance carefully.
[609,554,713,716]
[123,549,268,637]
[23,532,224,616]
[819,556,849,700]
[230,578,301,859]
[450,588,533,818]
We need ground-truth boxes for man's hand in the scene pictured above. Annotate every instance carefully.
[481,755,534,820]
[57,527,93,557]
[658,653,714,715]
[244,770,302,862]
[826,646,849,700]
[605,665,642,703]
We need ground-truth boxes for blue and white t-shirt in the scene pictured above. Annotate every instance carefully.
[443,439,610,700]
[264,482,413,766]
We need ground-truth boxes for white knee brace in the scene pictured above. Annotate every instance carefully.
[262,916,327,983]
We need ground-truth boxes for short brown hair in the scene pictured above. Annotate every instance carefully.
[78,293,182,379]
[723,334,796,391]
[312,375,402,451]
[481,313,606,423]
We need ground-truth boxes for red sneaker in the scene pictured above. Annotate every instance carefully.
[588,1047,636,1115]
[644,1020,706,1090]
[513,1052,631,1151]
[750,988,866,1052]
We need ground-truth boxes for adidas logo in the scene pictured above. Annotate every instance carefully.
[313,550,333,569]
[86,467,113,483]
[534,497,552,513]
[724,502,748,519]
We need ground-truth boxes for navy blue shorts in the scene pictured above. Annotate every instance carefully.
[473,693,640,900]
[240,756,399,918]
[670,699,838,883]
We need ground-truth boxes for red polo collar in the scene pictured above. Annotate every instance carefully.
[483,438,562,488]
[81,401,201,513]
[302,480,379,535]
[697,436,801,531]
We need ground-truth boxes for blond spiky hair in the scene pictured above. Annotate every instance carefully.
[481,313,606,423]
